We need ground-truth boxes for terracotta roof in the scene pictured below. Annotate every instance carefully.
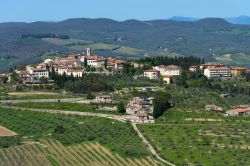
[207,67,231,71]
[237,105,250,109]
[86,56,98,60]
[156,65,181,70]
[165,65,181,69]
[200,64,226,67]
[67,54,79,57]
[235,108,249,113]
[145,69,160,72]
[231,67,247,70]
[190,65,198,68]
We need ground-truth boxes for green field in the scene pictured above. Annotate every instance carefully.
[0,107,148,157]
[0,94,76,100]
[42,38,92,46]
[12,102,121,114]
[138,107,250,166]
[215,53,250,67]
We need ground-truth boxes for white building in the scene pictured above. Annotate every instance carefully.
[204,67,231,79]
[80,55,106,68]
[153,65,181,76]
[189,65,198,72]
[144,69,160,80]
[30,68,49,78]
[94,95,112,103]
[57,67,84,77]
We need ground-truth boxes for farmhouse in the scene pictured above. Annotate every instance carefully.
[226,105,250,116]
[126,97,153,114]
[144,69,160,80]
[189,65,199,72]
[153,65,181,76]
[205,105,223,112]
[94,95,112,103]
[125,97,155,123]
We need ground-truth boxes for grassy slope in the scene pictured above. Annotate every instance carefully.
[0,107,148,157]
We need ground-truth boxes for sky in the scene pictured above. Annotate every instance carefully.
[0,0,250,22]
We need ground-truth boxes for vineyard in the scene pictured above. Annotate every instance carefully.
[0,140,163,166]
[0,107,164,165]
[138,107,250,165]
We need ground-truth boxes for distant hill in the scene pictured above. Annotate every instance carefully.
[169,15,250,25]
[168,16,199,22]
[225,15,250,25]
[1,17,250,71]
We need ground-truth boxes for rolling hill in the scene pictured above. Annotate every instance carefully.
[1,17,250,71]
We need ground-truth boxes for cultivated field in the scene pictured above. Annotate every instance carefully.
[138,107,250,166]
[0,140,163,166]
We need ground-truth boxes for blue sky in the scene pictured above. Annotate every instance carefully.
[0,0,250,22]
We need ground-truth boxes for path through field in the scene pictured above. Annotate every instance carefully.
[0,126,17,137]
[132,123,175,166]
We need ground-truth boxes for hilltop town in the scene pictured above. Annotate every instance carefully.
[0,48,250,165]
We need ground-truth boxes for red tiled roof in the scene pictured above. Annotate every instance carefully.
[157,65,180,70]
[207,67,231,71]
[86,56,98,60]
[145,69,160,72]
[231,67,247,70]
[235,108,249,113]
[200,64,226,67]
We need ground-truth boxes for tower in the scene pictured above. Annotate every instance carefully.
[86,48,91,56]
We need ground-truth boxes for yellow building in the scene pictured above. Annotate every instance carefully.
[231,67,247,78]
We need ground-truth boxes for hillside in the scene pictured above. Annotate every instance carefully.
[1,18,250,70]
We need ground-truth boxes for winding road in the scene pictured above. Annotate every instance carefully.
[132,123,175,166]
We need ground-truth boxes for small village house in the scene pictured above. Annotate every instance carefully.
[205,105,223,112]
[94,95,112,103]
[189,65,198,72]
[126,97,153,114]
[226,105,250,116]
[144,69,160,80]
[153,65,181,76]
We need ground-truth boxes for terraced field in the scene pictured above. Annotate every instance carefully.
[0,140,163,166]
